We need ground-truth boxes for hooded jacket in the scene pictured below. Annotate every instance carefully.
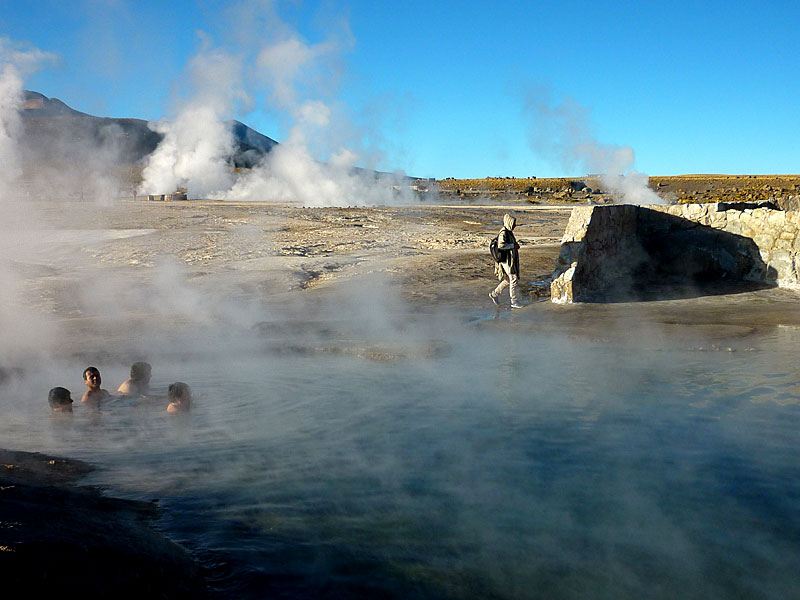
[497,214,519,275]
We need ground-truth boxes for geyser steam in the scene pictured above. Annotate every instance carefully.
[524,89,662,205]
[142,46,246,198]
[141,5,414,206]
[0,38,56,197]
[1,38,58,363]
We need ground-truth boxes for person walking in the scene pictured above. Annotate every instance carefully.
[489,213,523,308]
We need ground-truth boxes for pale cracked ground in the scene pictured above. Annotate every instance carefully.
[10,199,567,312]
[6,198,800,360]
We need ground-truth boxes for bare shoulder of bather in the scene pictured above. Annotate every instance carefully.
[117,362,152,396]
[117,378,146,395]
[81,387,110,404]
[117,378,134,395]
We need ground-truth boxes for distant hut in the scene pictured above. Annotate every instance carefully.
[149,187,188,201]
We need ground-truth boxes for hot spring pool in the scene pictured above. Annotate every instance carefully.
[3,312,800,599]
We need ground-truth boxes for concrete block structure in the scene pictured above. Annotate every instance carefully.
[551,202,800,303]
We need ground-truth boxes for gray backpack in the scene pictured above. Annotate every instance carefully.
[489,236,508,263]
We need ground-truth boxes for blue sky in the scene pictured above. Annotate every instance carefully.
[1,0,798,178]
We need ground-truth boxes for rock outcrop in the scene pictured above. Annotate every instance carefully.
[551,203,800,303]
[0,449,209,597]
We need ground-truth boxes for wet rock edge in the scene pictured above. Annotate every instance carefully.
[0,448,209,597]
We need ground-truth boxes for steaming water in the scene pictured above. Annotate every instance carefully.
[4,314,800,599]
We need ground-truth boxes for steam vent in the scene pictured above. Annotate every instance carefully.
[551,202,800,303]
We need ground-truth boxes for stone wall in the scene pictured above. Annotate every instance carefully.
[551,203,800,303]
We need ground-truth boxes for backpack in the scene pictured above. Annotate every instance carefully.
[489,236,509,263]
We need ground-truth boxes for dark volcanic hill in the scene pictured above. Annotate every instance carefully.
[19,91,278,168]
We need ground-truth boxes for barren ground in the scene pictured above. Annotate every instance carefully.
[11,194,800,353]
[19,199,570,316]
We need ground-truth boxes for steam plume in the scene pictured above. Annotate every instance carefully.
[524,89,662,205]
[0,38,56,197]
[0,38,58,363]
[142,45,247,198]
[142,4,414,206]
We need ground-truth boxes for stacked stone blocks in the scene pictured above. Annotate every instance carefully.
[551,203,800,303]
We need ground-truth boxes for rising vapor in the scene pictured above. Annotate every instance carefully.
[142,3,414,206]
[142,46,247,198]
[0,37,58,363]
[523,88,662,205]
[0,37,56,197]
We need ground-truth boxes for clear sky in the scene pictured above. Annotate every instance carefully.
[1,0,798,179]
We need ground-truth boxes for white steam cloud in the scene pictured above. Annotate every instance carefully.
[0,38,56,196]
[0,38,58,363]
[2,37,137,205]
[142,46,247,198]
[524,89,662,205]
[142,4,416,206]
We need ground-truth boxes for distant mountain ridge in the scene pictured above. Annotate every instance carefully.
[19,91,278,168]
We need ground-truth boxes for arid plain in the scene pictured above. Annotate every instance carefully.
[13,174,800,358]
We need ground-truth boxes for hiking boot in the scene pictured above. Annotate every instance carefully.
[489,292,499,306]
[510,302,524,309]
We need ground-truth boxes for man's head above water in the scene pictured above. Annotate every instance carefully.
[48,386,73,412]
[83,366,101,388]
[130,361,152,382]
[82,366,109,404]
